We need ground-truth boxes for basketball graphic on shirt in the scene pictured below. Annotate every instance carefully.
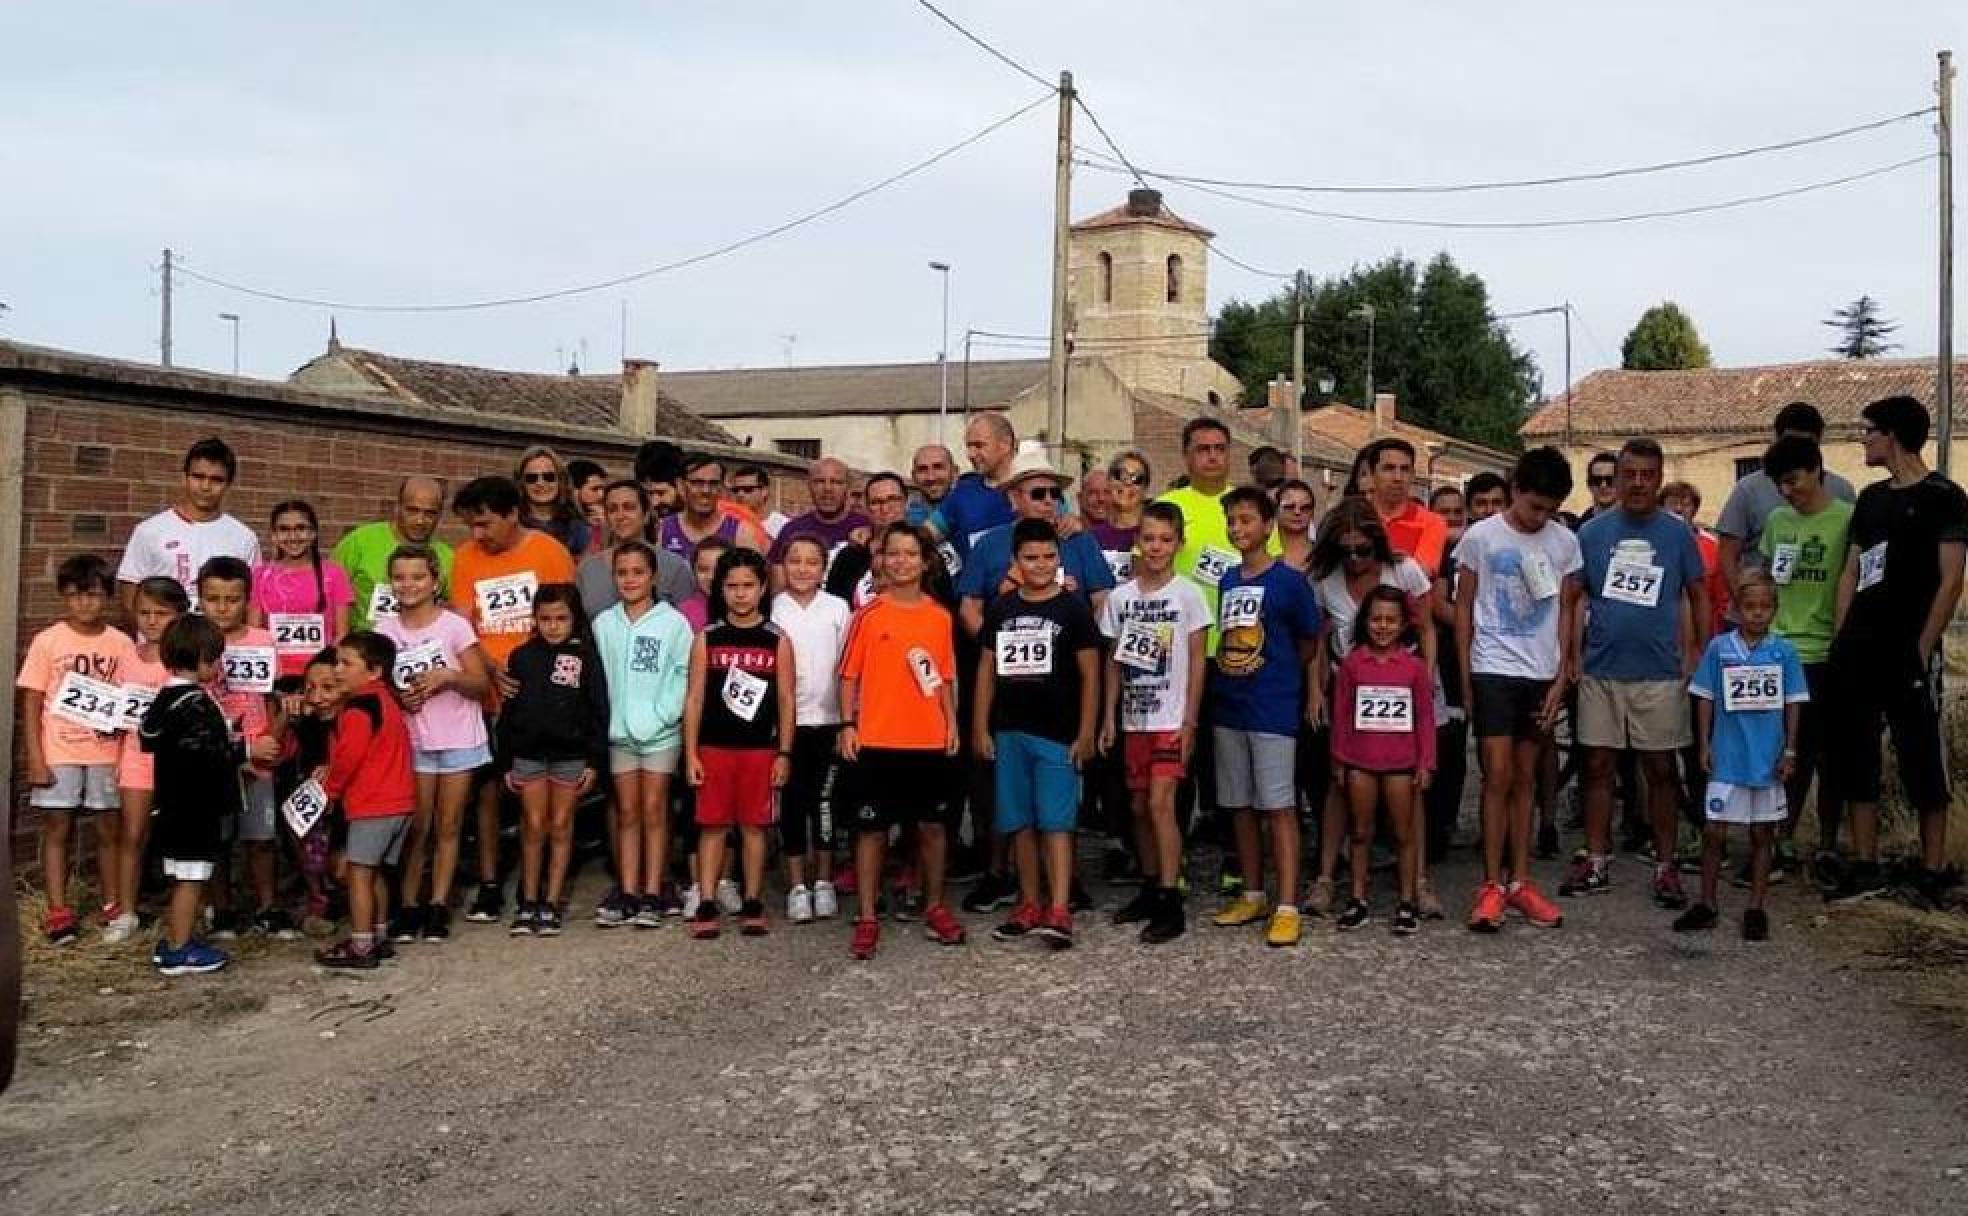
[1217,617,1264,676]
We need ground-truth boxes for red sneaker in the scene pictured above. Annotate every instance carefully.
[1467,882,1507,933]
[1034,905,1074,950]
[923,903,967,946]
[99,901,123,926]
[44,904,80,945]
[849,916,881,960]
[1506,880,1564,928]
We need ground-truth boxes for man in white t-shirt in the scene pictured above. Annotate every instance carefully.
[117,437,260,613]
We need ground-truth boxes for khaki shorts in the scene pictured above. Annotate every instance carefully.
[1576,677,1690,751]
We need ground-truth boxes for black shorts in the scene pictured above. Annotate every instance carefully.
[1470,675,1553,742]
[1826,643,1950,810]
[843,748,955,832]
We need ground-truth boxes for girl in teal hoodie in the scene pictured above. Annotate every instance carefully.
[592,541,694,928]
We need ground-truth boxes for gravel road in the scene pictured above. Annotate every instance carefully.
[4,854,1967,1216]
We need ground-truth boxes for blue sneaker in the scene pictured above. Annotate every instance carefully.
[154,939,230,976]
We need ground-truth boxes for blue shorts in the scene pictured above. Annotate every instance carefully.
[415,743,493,776]
[992,731,1079,835]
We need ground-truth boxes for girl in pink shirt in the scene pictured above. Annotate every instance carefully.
[112,576,189,943]
[1330,586,1435,936]
[250,500,354,679]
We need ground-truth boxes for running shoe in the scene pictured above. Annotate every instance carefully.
[923,903,967,946]
[739,898,770,936]
[1827,860,1887,905]
[787,885,814,925]
[1335,898,1369,931]
[1218,871,1246,898]
[102,911,140,946]
[1391,902,1420,936]
[680,884,703,920]
[374,935,398,963]
[1211,893,1268,928]
[465,882,504,923]
[812,881,839,920]
[849,916,881,960]
[536,905,565,936]
[595,892,630,928]
[960,872,1017,914]
[688,904,721,940]
[1672,903,1719,933]
[421,904,453,942]
[1111,888,1158,926]
[509,903,538,937]
[1265,906,1303,948]
[315,939,380,969]
[1304,877,1335,919]
[207,908,241,941]
[254,907,301,941]
[1415,875,1445,920]
[893,887,925,923]
[993,903,1041,942]
[1140,888,1186,945]
[1741,907,1770,942]
[44,905,80,945]
[390,905,427,943]
[631,897,666,929]
[716,878,744,916]
[153,939,229,976]
[593,884,621,921]
[1559,851,1610,897]
[1068,877,1095,914]
[1034,905,1074,950]
[1467,881,1508,933]
[1651,866,1689,911]
[1507,880,1564,928]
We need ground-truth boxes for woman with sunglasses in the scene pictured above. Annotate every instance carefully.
[1092,451,1151,585]
[514,445,593,558]
[1274,479,1319,573]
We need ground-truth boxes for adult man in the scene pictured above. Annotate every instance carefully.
[1360,438,1449,577]
[958,448,1115,637]
[907,443,958,526]
[1577,452,1620,526]
[633,440,684,517]
[932,414,1019,566]
[334,475,454,630]
[117,437,260,612]
[769,457,870,585]
[1079,469,1114,526]
[825,472,917,608]
[727,463,786,539]
[576,479,694,619]
[1716,402,1857,588]
[448,475,579,925]
[1825,395,1967,906]
[658,454,768,565]
[568,459,609,542]
[1564,438,1709,908]
[1157,417,1271,652]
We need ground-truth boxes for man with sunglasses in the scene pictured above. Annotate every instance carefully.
[727,463,786,541]
[658,453,767,566]
[1577,452,1620,527]
[1715,402,1856,591]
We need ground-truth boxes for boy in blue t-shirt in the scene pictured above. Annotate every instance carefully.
[1680,571,1806,941]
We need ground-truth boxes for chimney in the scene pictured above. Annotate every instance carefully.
[1266,376,1299,412]
[620,358,660,436]
[1372,392,1397,434]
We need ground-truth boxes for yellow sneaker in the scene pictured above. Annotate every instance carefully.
[1211,893,1269,928]
[1265,905,1302,948]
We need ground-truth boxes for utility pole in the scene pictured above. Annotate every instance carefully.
[963,329,974,417]
[1938,49,1956,477]
[1288,276,1307,466]
[159,248,174,368]
[1045,71,1074,463]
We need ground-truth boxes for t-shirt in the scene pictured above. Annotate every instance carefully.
[1378,499,1450,578]
[331,522,454,631]
[1757,499,1853,664]
[1090,521,1139,585]
[450,530,579,667]
[1716,468,1858,571]
[576,545,694,621]
[117,647,169,788]
[1838,472,1968,658]
[768,511,872,573]
[1209,560,1322,737]
[251,560,356,677]
[771,590,852,726]
[375,609,488,753]
[958,525,1116,608]
[935,474,1015,560]
[1450,513,1582,681]
[1689,630,1809,787]
[16,621,138,767]
[117,508,260,608]
[1097,576,1213,733]
[657,512,741,567]
[1155,484,1280,654]
[1313,557,1432,661]
[979,590,1100,744]
[1578,509,1706,681]
[839,595,957,751]
[700,620,783,750]
[1330,646,1437,774]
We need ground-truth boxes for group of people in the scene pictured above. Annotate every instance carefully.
[16,391,1964,974]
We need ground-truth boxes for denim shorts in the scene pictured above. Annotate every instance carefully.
[992,731,1080,834]
[414,743,493,776]
[28,764,118,812]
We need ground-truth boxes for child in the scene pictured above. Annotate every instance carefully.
[680,534,729,633]
[140,615,240,975]
[251,500,354,680]
[16,554,139,944]
[770,535,852,923]
[1099,502,1211,945]
[377,545,491,942]
[1207,489,1323,948]
[497,584,609,932]
[592,541,692,930]
[684,548,796,938]
[1330,587,1437,934]
[196,557,287,938]
[975,519,1101,949]
[275,651,342,935]
[1679,572,1806,940]
[110,576,188,944]
[838,523,967,959]
[314,631,418,968]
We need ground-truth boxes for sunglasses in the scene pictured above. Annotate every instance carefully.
[1340,542,1376,559]
[1023,485,1063,501]
[1588,474,1616,487]
[1109,468,1149,487]
[521,471,560,485]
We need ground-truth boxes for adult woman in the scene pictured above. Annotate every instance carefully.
[1305,498,1440,917]
[1274,478,1318,572]
[515,445,593,557]
[1092,450,1150,584]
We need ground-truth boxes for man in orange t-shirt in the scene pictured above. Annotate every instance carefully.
[447,475,578,925]
[1363,437,1449,577]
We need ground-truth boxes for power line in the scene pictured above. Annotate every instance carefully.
[1071,106,1935,195]
[1077,153,1935,231]
[175,92,1053,313]
[1072,94,1147,190]
[914,0,1052,90]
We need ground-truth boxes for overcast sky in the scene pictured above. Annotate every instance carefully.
[1,1,1959,403]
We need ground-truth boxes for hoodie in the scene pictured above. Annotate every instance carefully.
[591,599,693,753]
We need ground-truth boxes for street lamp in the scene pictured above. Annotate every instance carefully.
[929,261,951,445]
[217,312,240,375]
[1349,303,1375,410]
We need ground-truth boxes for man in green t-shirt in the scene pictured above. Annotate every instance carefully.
[333,475,455,629]
[1156,417,1279,656]
[1756,436,1852,877]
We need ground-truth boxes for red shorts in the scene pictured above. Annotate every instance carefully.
[1124,730,1187,791]
[696,747,777,829]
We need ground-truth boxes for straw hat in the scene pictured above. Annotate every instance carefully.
[1002,439,1074,489]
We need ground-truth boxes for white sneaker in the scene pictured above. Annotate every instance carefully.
[716,878,743,915]
[681,884,703,919]
[813,881,839,920]
[102,912,140,945]
[787,885,814,924]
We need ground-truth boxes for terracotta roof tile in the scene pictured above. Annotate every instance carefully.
[1070,200,1214,239]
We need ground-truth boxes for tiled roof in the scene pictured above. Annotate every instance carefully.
[1522,357,1968,439]
[1297,403,1513,471]
[1071,200,1214,239]
[663,359,1048,418]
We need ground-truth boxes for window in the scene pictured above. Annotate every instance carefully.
[775,438,822,461]
[1165,254,1183,303]
[1733,456,1762,481]
[1098,251,1113,304]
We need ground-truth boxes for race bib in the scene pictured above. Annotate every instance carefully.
[1602,558,1663,608]
[50,670,126,734]
[367,582,401,621]
[1114,618,1166,672]
[116,684,156,731]
[475,572,539,631]
[1721,663,1782,713]
[854,571,877,608]
[995,626,1054,677]
[269,612,327,656]
[392,639,449,689]
[222,646,277,694]
[1104,550,1134,583]
[1521,551,1559,601]
[1194,546,1237,585]
[1769,543,1799,586]
[1354,683,1415,733]
[281,778,330,839]
[1220,585,1264,630]
[937,541,963,577]
[1856,541,1886,593]
[906,646,943,696]
[721,665,768,722]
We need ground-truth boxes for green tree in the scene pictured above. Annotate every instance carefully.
[1620,302,1712,370]
[1825,295,1899,359]
[1209,253,1537,451]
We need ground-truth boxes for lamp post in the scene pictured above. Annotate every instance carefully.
[1349,303,1376,410]
[929,261,951,445]
[217,312,240,375]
